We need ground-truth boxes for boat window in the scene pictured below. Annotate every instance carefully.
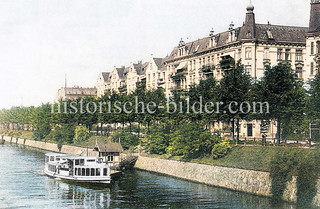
[91,168,95,176]
[56,157,60,161]
[82,168,85,176]
[80,159,84,165]
[75,159,79,165]
[87,159,95,162]
[45,156,49,163]
[96,168,100,176]
[49,165,56,172]
[50,156,54,161]
[75,168,78,175]
[103,168,108,176]
[78,168,81,176]
[86,168,89,176]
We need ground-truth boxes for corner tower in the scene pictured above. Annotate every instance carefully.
[310,0,320,33]
[306,0,320,79]
[238,2,256,39]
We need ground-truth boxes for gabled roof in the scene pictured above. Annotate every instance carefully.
[96,142,123,153]
[101,72,110,82]
[91,137,123,153]
[133,62,148,75]
[153,58,165,68]
[116,67,127,78]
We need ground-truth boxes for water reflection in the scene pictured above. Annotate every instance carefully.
[0,144,298,209]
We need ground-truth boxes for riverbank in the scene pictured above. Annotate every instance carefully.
[2,134,320,207]
[134,156,320,207]
[1,144,293,209]
[1,135,98,156]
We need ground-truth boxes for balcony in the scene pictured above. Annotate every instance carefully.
[157,78,165,85]
[118,85,127,93]
[201,65,214,78]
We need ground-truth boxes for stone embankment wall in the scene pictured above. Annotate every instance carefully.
[1,135,98,156]
[134,156,320,206]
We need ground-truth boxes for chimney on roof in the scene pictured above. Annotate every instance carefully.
[309,0,320,33]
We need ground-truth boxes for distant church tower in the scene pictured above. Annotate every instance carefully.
[306,0,320,78]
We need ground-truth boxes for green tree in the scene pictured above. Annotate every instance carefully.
[188,76,219,126]
[111,130,140,150]
[145,119,174,155]
[32,104,52,140]
[218,56,252,143]
[74,125,90,144]
[259,62,306,143]
[307,72,320,141]
[167,122,220,159]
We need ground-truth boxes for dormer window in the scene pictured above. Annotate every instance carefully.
[228,31,235,42]
[266,29,274,39]
[194,45,200,52]
[178,38,185,56]
[209,37,216,48]
[179,48,184,56]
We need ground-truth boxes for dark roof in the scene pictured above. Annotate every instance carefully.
[134,62,148,75]
[97,142,123,153]
[153,58,165,68]
[101,72,110,82]
[166,23,308,62]
[90,137,123,153]
[116,67,127,78]
[255,24,308,43]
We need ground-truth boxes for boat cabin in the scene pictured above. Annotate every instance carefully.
[44,152,111,183]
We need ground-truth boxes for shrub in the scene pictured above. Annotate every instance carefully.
[167,122,220,159]
[269,148,320,206]
[211,138,231,159]
[296,150,320,208]
[73,125,90,144]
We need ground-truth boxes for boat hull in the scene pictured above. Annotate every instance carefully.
[44,169,111,184]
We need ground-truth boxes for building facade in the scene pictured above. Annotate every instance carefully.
[96,72,110,97]
[56,87,97,101]
[95,1,320,139]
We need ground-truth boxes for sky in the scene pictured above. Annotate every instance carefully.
[0,0,310,109]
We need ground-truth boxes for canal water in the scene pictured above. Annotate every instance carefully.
[0,144,297,209]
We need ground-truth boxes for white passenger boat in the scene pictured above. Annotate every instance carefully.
[44,152,111,184]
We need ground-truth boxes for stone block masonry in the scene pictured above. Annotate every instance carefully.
[134,156,320,206]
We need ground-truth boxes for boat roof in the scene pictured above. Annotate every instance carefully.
[45,152,102,160]
[45,152,67,157]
